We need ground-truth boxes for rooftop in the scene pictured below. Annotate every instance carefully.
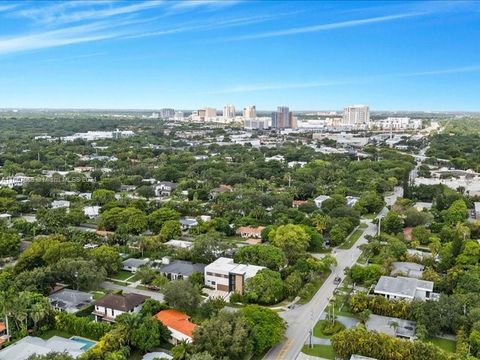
[94,293,148,311]
[159,260,205,277]
[0,336,86,359]
[155,309,197,338]
[374,276,433,299]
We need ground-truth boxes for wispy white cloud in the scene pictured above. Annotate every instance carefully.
[0,21,124,55]
[396,64,480,77]
[167,0,240,12]
[0,4,18,12]
[14,1,163,24]
[227,12,426,41]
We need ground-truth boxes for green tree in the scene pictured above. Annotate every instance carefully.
[240,305,286,355]
[268,224,310,264]
[244,269,284,305]
[131,317,171,352]
[148,208,180,233]
[159,220,181,241]
[382,211,403,235]
[193,311,254,360]
[442,199,468,225]
[163,280,202,315]
[233,245,286,271]
[90,245,122,275]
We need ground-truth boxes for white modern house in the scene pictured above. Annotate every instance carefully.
[374,276,436,301]
[314,195,331,208]
[93,293,148,322]
[154,182,177,197]
[204,257,265,293]
[51,200,70,209]
[83,206,101,219]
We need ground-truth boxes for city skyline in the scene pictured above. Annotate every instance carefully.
[1,1,480,110]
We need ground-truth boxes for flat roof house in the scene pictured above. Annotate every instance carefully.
[48,289,93,313]
[390,262,424,279]
[93,293,148,322]
[155,309,197,344]
[159,260,206,280]
[314,195,331,208]
[0,336,88,359]
[122,258,149,273]
[374,276,435,301]
[164,239,193,250]
[204,257,265,294]
[180,218,198,231]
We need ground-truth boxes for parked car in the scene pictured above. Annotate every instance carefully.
[333,276,342,285]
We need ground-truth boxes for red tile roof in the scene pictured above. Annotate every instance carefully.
[155,309,197,338]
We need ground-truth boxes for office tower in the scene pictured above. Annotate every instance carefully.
[204,107,217,117]
[223,104,235,118]
[159,108,175,119]
[243,105,256,119]
[343,105,370,126]
[174,111,184,120]
[271,106,294,129]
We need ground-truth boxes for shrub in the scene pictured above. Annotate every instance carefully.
[55,312,111,340]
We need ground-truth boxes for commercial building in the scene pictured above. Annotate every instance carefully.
[159,108,175,119]
[174,111,184,120]
[243,117,269,130]
[343,105,370,126]
[204,257,265,293]
[272,106,295,129]
[243,105,256,119]
[223,104,236,118]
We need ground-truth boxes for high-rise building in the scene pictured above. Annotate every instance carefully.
[204,107,217,118]
[271,106,294,129]
[243,105,256,119]
[342,105,370,126]
[159,108,175,119]
[223,104,236,118]
[174,111,184,120]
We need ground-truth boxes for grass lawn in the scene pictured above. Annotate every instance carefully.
[424,337,457,353]
[313,320,345,338]
[298,270,331,305]
[339,223,368,250]
[91,291,106,300]
[39,329,73,340]
[110,270,134,281]
[302,344,336,359]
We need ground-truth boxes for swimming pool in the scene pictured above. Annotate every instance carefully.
[70,336,97,350]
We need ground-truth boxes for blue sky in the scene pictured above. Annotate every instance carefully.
[0,0,479,111]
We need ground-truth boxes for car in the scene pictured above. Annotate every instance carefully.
[146,285,160,292]
[333,276,342,285]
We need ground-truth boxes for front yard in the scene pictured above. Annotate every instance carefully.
[302,344,336,359]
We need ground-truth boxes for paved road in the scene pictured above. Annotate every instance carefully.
[101,281,165,301]
[264,220,377,360]
[264,189,404,360]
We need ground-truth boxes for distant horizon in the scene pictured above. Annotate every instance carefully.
[1,1,479,110]
[1,107,479,114]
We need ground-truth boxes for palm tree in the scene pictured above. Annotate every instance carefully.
[0,290,15,340]
[172,340,193,360]
[358,309,371,324]
[30,303,48,333]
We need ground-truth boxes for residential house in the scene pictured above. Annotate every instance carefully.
[83,206,101,219]
[142,352,173,360]
[93,293,148,322]
[287,161,307,168]
[0,336,89,359]
[209,184,233,199]
[48,289,93,313]
[51,200,70,209]
[158,260,205,280]
[374,276,436,301]
[475,202,480,220]
[0,322,7,347]
[122,258,149,272]
[155,309,197,344]
[180,218,198,231]
[237,226,265,239]
[204,257,265,293]
[265,154,285,162]
[346,196,359,207]
[164,240,193,250]
[314,195,331,208]
[155,182,178,197]
[390,262,424,279]
[0,214,12,224]
[292,200,308,208]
